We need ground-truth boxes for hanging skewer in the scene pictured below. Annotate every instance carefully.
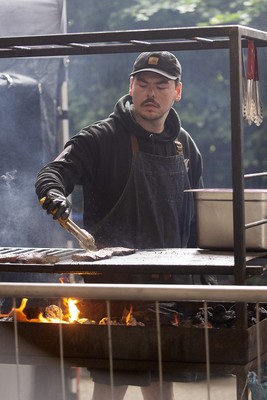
[244,40,263,126]
[253,45,263,126]
[242,49,247,119]
[245,40,256,125]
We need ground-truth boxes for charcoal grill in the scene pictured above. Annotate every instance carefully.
[1,315,267,369]
[0,246,267,399]
[0,281,267,400]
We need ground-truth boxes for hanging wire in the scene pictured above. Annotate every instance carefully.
[204,301,211,400]
[58,299,66,400]
[76,368,81,400]
[13,297,21,400]
[256,303,262,400]
[106,300,114,400]
[155,301,164,400]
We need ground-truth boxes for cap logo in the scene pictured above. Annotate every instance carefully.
[148,56,159,65]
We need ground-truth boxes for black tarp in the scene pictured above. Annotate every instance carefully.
[0,0,69,247]
[0,73,43,247]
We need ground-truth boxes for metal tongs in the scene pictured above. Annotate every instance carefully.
[40,197,97,251]
[253,45,263,126]
[242,49,247,119]
[244,40,263,126]
[56,217,97,251]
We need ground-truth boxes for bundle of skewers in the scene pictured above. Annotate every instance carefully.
[243,40,263,126]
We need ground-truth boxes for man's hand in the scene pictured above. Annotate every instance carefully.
[41,190,72,220]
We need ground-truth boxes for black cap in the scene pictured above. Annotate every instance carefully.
[130,51,181,81]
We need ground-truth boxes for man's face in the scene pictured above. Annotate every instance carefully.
[129,71,182,131]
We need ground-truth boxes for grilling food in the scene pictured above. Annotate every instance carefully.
[71,247,136,261]
[0,252,60,264]
[0,247,135,264]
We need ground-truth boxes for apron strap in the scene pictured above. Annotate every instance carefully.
[131,134,184,156]
[131,134,139,154]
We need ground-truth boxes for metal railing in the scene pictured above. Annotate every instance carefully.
[0,281,266,302]
[0,283,266,400]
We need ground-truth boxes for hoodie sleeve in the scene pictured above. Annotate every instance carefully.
[35,131,97,200]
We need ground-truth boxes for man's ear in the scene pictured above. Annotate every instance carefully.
[175,82,182,102]
[129,77,133,96]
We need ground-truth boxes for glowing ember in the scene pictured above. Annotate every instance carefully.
[173,314,179,326]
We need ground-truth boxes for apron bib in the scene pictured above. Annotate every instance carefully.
[93,135,194,248]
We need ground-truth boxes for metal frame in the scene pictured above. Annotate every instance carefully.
[1,25,267,279]
[0,25,267,57]
[1,23,267,355]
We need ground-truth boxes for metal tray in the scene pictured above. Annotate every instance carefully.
[189,189,267,250]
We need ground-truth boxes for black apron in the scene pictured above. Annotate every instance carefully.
[88,135,196,384]
[93,134,194,249]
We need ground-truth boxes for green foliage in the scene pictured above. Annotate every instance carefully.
[115,0,200,22]
[110,0,267,27]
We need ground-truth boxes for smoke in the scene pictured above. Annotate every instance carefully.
[0,73,40,246]
[0,71,70,249]
[1,170,17,190]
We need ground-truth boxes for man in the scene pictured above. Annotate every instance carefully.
[35,51,203,400]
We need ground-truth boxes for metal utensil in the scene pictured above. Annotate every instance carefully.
[56,217,97,251]
[40,197,97,251]
[245,40,263,126]
[245,40,256,125]
[253,45,263,126]
[242,50,247,119]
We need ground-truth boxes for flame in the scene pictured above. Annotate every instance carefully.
[0,274,82,324]
[0,298,42,322]
[63,298,80,323]
[0,297,81,324]
[125,306,133,325]
[13,298,28,321]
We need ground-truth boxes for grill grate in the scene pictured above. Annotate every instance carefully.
[0,247,85,274]
[0,247,266,277]
[0,246,84,259]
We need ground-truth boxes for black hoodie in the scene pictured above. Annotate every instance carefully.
[35,94,203,233]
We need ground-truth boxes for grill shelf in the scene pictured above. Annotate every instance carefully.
[0,247,266,276]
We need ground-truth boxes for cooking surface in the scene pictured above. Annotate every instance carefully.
[0,247,266,276]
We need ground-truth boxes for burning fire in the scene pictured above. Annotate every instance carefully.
[0,297,84,324]
[0,299,186,327]
[63,298,79,323]
[125,306,133,325]
[0,276,140,325]
[0,278,183,326]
